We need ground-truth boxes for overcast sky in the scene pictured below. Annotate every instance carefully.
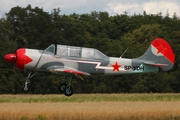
[0,0,180,18]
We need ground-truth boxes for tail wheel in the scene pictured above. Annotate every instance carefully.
[58,83,67,92]
[64,86,73,97]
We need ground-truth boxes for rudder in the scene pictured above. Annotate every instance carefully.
[137,38,175,71]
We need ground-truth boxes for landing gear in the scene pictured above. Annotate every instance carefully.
[24,72,36,92]
[58,83,67,92]
[23,72,74,96]
[58,76,74,96]
[64,86,73,96]
[59,83,74,96]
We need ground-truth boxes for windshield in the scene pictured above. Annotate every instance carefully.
[45,44,55,54]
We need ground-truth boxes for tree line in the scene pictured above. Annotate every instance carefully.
[0,5,180,94]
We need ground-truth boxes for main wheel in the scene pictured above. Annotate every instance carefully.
[64,86,73,97]
[58,83,67,92]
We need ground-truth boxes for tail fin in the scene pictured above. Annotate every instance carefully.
[137,38,175,71]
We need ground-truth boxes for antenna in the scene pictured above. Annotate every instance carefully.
[120,48,128,58]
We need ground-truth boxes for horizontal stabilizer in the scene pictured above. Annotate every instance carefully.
[143,61,168,67]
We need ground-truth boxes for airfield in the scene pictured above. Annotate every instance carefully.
[0,94,180,120]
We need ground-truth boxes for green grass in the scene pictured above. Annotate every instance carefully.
[0,93,180,103]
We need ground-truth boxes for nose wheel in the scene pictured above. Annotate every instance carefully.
[58,76,74,96]
[24,72,35,92]
[24,79,30,91]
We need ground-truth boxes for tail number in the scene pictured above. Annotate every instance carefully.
[124,65,144,71]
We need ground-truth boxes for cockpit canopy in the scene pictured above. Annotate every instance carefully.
[45,44,107,59]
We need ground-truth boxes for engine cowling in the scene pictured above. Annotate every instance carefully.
[4,48,43,70]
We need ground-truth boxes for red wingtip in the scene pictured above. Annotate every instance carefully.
[152,38,175,64]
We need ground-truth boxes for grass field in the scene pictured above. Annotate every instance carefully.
[0,94,180,120]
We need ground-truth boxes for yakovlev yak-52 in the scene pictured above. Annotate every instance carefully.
[4,38,175,96]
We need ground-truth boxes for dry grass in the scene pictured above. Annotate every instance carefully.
[1,102,180,120]
[0,94,180,120]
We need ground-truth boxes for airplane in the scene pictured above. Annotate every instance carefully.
[4,38,175,96]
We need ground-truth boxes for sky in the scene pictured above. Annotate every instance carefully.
[0,0,180,18]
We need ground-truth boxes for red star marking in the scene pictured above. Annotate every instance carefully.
[157,44,167,54]
[112,62,121,72]
[24,55,33,65]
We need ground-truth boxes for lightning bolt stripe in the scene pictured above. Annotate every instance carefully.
[45,57,126,71]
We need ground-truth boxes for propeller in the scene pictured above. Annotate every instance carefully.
[4,53,16,63]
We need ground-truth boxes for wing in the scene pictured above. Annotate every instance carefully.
[47,66,90,76]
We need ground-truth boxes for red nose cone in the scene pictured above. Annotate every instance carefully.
[4,54,16,63]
